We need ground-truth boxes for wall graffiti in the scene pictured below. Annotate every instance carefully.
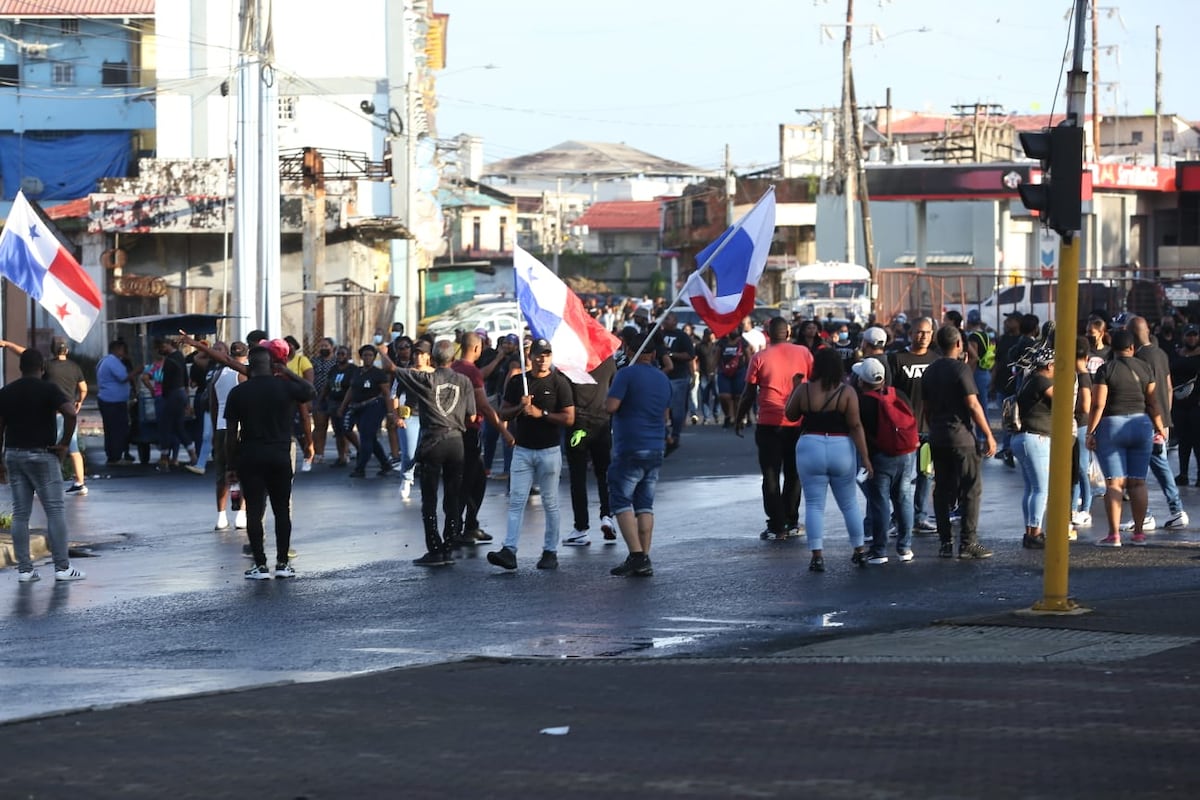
[88,194,231,234]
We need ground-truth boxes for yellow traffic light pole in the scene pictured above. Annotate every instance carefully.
[1029,0,1090,615]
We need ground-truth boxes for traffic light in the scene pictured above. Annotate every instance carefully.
[1017,124,1083,236]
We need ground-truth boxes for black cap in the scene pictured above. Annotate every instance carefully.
[530,338,553,356]
[414,340,432,354]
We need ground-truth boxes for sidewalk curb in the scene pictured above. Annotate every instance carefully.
[0,531,50,568]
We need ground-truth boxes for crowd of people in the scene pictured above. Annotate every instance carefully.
[4,298,1193,584]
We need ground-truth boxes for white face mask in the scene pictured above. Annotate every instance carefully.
[372,334,384,345]
[390,331,401,341]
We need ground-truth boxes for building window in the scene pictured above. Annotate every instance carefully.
[472,216,482,250]
[1131,130,1144,144]
[61,19,79,36]
[102,61,131,86]
[600,233,616,253]
[279,96,296,123]
[0,64,18,87]
[499,215,508,251]
[1164,128,1175,143]
[52,63,74,86]
[641,234,655,248]
[690,199,708,227]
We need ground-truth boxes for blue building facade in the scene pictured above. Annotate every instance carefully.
[0,5,154,201]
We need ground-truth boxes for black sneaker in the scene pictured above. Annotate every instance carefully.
[959,542,994,559]
[467,528,493,543]
[850,550,869,568]
[536,550,558,570]
[413,551,448,567]
[808,555,825,572]
[610,553,652,577]
[866,549,889,565]
[1022,533,1046,549]
[938,541,955,559]
[486,546,518,570]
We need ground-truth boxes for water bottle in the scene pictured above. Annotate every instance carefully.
[229,481,242,504]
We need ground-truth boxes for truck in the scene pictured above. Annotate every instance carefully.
[783,262,872,323]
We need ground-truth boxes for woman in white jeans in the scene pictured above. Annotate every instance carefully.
[784,348,873,573]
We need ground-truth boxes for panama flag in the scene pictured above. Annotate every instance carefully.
[0,191,102,343]
[681,186,776,338]
[514,244,620,384]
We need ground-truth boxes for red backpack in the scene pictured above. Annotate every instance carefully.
[866,387,919,456]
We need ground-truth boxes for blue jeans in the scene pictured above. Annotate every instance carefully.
[914,462,933,523]
[699,373,718,420]
[1095,413,1153,480]
[352,398,390,472]
[504,445,562,553]
[1072,426,1091,512]
[1012,432,1052,528]
[668,377,690,440]
[607,450,664,515]
[795,434,864,552]
[5,450,72,572]
[867,450,916,553]
[399,414,421,481]
[1149,436,1184,515]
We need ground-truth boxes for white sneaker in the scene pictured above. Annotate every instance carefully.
[400,479,413,500]
[214,515,230,531]
[914,518,938,532]
[563,530,591,547]
[300,459,312,473]
[273,563,296,579]
[1071,511,1092,527]
[1119,515,1156,532]
[54,567,86,582]
[17,570,40,583]
[600,516,617,543]
[235,508,247,529]
[244,564,272,580]
[183,464,205,475]
[1165,510,1190,529]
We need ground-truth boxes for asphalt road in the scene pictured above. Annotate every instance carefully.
[2,419,1199,729]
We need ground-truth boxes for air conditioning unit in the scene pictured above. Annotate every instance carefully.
[23,42,51,59]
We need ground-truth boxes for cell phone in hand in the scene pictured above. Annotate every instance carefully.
[856,467,869,484]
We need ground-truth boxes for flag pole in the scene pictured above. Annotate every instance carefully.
[629,185,775,364]
[515,264,530,396]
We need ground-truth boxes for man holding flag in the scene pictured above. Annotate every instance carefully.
[0,191,102,344]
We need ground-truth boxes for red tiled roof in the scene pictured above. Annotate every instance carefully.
[882,112,1097,136]
[574,200,661,232]
[0,1,153,15]
[883,115,954,136]
[45,198,90,220]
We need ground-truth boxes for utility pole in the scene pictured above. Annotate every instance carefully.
[1091,4,1100,159]
[386,0,420,334]
[848,70,875,280]
[724,144,735,226]
[301,148,326,345]
[839,0,856,266]
[1154,25,1163,166]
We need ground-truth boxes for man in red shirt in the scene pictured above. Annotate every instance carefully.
[736,317,813,540]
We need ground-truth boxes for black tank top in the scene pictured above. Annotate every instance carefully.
[802,384,851,435]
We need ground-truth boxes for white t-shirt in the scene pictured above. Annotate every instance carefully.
[213,365,243,431]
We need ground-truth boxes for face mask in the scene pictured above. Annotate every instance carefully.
[319,348,331,357]
[390,331,401,341]
[372,334,384,345]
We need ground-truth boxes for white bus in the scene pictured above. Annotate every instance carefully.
[783,262,872,322]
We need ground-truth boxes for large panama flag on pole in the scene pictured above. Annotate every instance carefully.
[513,244,620,384]
[680,186,776,338]
[0,191,102,343]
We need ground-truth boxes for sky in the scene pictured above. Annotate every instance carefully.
[433,0,1199,173]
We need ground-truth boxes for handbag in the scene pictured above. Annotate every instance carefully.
[1174,377,1195,401]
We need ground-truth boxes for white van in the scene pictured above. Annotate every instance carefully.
[946,280,1122,329]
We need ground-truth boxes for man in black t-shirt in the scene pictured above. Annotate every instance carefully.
[42,337,89,495]
[487,338,575,571]
[225,346,316,578]
[921,326,997,560]
[0,348,87,582]
[480,334,520,476]
[1130,316,1188,529]
[394,339,476,566]
[889,317,939,531]
[563,356,618,547]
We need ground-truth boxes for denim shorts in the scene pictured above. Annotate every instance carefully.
[716,373,745,396]
[607,450,664,515]
[1095,413,1153,480]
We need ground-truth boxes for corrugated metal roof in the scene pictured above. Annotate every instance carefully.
[574,200,661,231]
[436,186,509,209]
[484,140,716,179]
[0,1,154,16]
